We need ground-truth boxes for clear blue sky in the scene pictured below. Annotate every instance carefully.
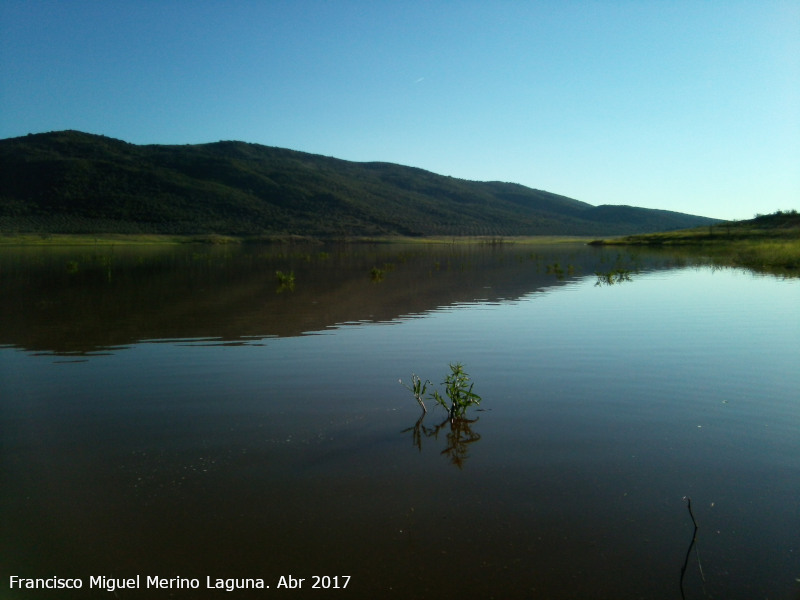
[2,1,798,220]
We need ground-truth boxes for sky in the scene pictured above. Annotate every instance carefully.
[1,1,798,221]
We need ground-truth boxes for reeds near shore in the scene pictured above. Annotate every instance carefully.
[590,211,800,275]
[710,239,800,272]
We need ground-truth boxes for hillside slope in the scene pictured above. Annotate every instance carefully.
[0,130,718,237]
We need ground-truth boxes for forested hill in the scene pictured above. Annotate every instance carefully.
[0,130,719,237]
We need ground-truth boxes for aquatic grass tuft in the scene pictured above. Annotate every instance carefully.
[595,268,633,285]
[370,262,395,282]
[433,363,481,419]
[589,211,800,276]
[370,266,385,282]
[275,270,295,292]
[400,374,430,413]
[403,363,481,420]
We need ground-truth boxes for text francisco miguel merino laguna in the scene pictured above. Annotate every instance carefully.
[8,574,331,592]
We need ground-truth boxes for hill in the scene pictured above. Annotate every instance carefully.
[0,130,719,238]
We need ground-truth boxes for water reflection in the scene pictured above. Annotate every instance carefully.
[2,249,798,599]
[0,242,698,355]
[402,413,482,469]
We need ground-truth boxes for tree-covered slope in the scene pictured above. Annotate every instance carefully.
[0,130,718,237]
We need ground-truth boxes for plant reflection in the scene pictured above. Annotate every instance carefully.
[402,413,482,469]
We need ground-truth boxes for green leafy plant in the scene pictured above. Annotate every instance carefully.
[401,364,484,467]
[594,268,633,286]
[369,266,385,282]
[433,363,482,419]
[400,374,430,412]
[403,363,481,420]
[275,270,295,292]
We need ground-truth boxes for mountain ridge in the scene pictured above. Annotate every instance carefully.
[0,130,719,237]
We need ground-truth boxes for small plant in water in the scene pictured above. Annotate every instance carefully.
[66,259,80,274]
[402,363,481,420]
[369,266,384,282]
[400,374,430,413]
[275,270,295,292]
[433,363,482,419]
[401,364,483,467]
[594,268,633,286]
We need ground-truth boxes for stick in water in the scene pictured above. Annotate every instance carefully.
[683,496,699,530]
[680,496,707,593]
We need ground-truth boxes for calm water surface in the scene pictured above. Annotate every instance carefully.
[1,243,798,599]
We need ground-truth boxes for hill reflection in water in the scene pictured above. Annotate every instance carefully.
[0,242,689,355]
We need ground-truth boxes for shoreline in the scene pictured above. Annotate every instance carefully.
[0,233,596,246]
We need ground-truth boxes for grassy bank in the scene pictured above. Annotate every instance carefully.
[0,233,249,246]
[590,211,800,274]
[0,233,594,247]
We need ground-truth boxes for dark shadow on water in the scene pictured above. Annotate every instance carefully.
[402,412,481,469]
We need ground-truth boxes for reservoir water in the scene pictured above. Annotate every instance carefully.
[1,242,798,599]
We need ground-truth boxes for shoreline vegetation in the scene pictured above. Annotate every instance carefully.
[590,210,800,274]
[1,211,797,274]
[0,233,596,246]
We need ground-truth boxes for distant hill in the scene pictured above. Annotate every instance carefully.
[0,130,719,237]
